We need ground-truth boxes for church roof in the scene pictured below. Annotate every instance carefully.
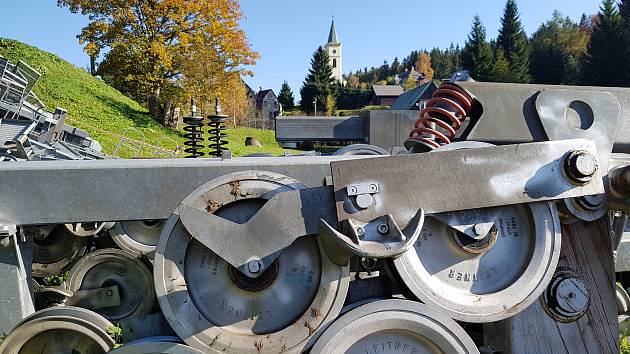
[327,19,339,44]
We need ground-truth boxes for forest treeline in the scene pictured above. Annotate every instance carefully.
[345,0,630,89]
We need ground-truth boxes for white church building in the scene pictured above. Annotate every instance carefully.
[324,19,343,83]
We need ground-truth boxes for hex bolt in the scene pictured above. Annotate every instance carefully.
[369,184,378,193]
[356,226,365,236]
[106,289,113,297]
[348,186,358,195]
[564,150,598,184]
[355,194,374,209]
[247,259,261,274]
[377,223,389,234]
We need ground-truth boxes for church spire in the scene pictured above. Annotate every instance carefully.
[327,18,339,44]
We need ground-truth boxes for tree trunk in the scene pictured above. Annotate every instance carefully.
[89,55,97,76]
[148,87,164,123]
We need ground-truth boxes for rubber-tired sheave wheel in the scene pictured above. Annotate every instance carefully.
[311,299,479,354]
[392,141,562,322]
[155,171,350,353]
[67,248,155,321]
[0,306,115,354]
[110,220,166,256]
[32,224,89,278]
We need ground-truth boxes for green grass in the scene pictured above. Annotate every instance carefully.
[0,38,287,158]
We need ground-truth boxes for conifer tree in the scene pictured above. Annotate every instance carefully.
[278,81,294,111]
[461,15,494,81]
[491,50,510,82]
[620,0,630,85]
[581,0,624,86]
[497,0,531,82]
[300,46,335,115]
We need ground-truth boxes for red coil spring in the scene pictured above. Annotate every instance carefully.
[406,83,475,152]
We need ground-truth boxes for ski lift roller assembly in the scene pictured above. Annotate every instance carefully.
[1,80,630,353]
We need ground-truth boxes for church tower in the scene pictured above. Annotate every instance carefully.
[324,19,343,82]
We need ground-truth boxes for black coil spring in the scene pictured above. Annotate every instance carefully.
[208,116,228,157]
[183,116,205,158]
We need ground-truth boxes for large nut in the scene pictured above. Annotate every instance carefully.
[564,150,598,184]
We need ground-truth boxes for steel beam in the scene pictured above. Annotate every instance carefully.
[0,156,361,225]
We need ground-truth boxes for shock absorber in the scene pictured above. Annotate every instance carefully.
[404,82,476,153]
[183,98,205,158]
[208,98,229,157]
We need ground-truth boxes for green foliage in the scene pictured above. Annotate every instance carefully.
[622,336,630,354]
[106,324,123,348]
[0,37,185,158]
[491,49,510,82]
[300,46,336,115]
[334,84,372,110]
[461,16,494,81]
[497,0,531,83]
[581,0,625,86]
[278,81,294,111]
[0,38,288,158]
[530,11,588,85]
[44,271,69,286]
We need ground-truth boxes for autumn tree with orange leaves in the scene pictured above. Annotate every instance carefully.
[58,0,258,125]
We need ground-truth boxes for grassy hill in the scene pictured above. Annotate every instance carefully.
[0,38,286,158]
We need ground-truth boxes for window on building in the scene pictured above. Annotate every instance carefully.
[333,59,337,68]
[333,49,337,54]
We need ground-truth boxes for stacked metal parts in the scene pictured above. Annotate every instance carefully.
[0,55,103,162]
[1,80,630,354]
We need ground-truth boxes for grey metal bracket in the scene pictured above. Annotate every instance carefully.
[319,210,424,266]
[178,186,337,277]
[432,207,502,240]
[535,88,620,173]
[331,139,605,228]
[66,285,122,310]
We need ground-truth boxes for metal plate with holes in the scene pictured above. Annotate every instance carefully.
[332,139,604,229]
[393,202,561,322]
[155,171,350,353]
[110,220,166,256]
[0,307,115,354]
[32,224,89,278]
[67,248,155,321]
[535,88,621,172]
[109,341,205,354]
[310,299,479,354]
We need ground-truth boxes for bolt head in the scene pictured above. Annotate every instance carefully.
[247,260,261,274]
[356,226,365,236]
[377,223,389,234]
[564,151,598,184]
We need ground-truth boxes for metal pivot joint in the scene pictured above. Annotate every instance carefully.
[542,269,590,323]
[564,150,598,185]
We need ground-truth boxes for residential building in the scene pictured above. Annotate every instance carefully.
[255,89,280,128]
[371,85,404,106]
[390,81,438,110]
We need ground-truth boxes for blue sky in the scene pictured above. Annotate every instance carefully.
[1,1,602,96]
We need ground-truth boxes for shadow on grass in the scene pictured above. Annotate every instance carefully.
[93,93,158,128]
